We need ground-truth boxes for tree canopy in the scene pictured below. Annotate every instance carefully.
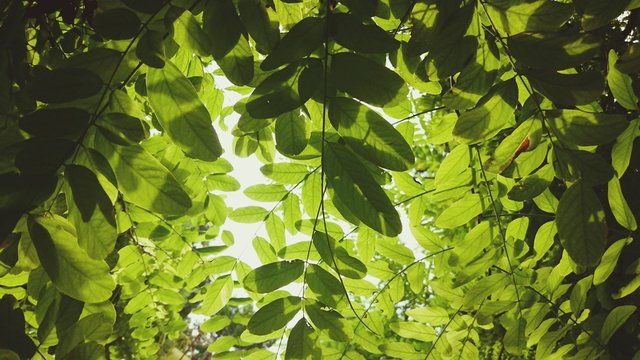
[1,0,639,359]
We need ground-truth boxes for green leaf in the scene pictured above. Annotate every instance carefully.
[261,17,324,71]
[147,61,222,161]
[611,119,640,176]
[64,165,116,260]
[452,79,518,144]
[504,318,526,356]
[601,305,636,344]
[508,164,554,201]
[546,109,628,146]
[237,0,280,53]
[244,184,288,202]
[253,237,278,264]
[485,0,574,35]
[275,110,309,156]
[20,107,89,138]
[324,142,401,236]
[247,296,302,335]
[570,275,592,316]
[203,0,254,85]
[305,300,352,342]
[435,193,487,229]
[463,273,510,309]
[608,176,637,231]
[285,318,320,359]
[379,342,423,360]
[198,275,234,315]
[507,32,600,70]
[556,180,607,267]
[261,163,309,184]
[330,52,408,107]
[243,260,304,293]
[28,215,116,302]
[331,13,399,53]
[485,117,542,173]
[389,321,436,342]
[31,68,103,104]
[92,8,140,40]
[328,97,414,171]
[94,138,192,216]
[305,264,344,308]
[594,237,632,285]
[173,10,211,56]
[608,50,638,110]
[229,206,269,223]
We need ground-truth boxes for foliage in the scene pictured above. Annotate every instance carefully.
[1,0,640,359]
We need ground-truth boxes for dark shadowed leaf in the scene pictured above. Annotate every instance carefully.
[261,17,324,71]
[556,180,607,267]
[325,142,401,236]
[92,8,140,40]
[331,13,399,53]
[243,260,304,293]
[20,107,89,138]
[31,68,103,104]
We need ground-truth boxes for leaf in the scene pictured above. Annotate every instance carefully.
[324,142,401,236]
[552,147,613,185]
[504,318,526,356]
[611,119,640,176]
[330,52,408,107]
[463,273,510,309]
[92,8,140,40]
[435,193,486,229]
[485,117,542,173]
[580,0,631,31]
[247,59,321,119]
[203,0,254,85]
[379,342,423,360]
[329,97,414,171]
[136,30,165,69]
[15,138,75,175]
[64,165,117,260]
[485,0,574,35]
[31,68,103,104]
[305,264,344,308]
[594,237,632,285]
[94,137,192,216]
[228,206,269,223]
[237,0,280,53]
[545,109,628,146]
[285,318,320,359]
[275,110,309,156]
[244,184,289,202]
[173,10,211,56]
[20,107,89,138]
[198,275,234,315]
[556,180,607,267]
[526,70,604,106]
[608,176,637,231]
[452,79,518,144]
[243,260,304,293]
[507,32,600,71]
[261,163,309,184]
[147,61,222,161]
[331,13,399,53]
[305,300,352,342]
[97,112,148,145]
[247,296,302,335]
[508,164,554,201]
[601,305,636,344]
[608,50,638,110]
[28,215,116,302]
[261,17,324,71]
[570,275,592,316]
[389,321,436,342]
